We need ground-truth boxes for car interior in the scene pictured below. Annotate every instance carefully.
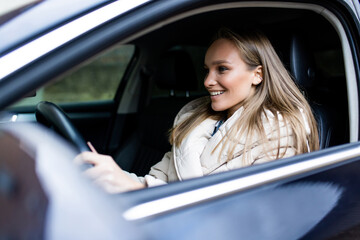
[10,5,350,178]
[111,7,349,176]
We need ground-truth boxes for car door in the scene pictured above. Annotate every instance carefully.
[118,143,360,240]
[97,1,360,239]
[1,0,360,239]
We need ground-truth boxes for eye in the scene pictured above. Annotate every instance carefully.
[218,66,228,73]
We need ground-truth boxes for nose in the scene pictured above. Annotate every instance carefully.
[204,71,216,88]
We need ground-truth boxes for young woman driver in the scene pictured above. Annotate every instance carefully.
[76,28,319,193]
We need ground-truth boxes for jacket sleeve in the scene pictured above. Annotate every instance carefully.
[124,151,172,187]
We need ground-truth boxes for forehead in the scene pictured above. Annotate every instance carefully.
[205,38,241,63]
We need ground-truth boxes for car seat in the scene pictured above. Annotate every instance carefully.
[289,33,333,149]
[114,48,200,176]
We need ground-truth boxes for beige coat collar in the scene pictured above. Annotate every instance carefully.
[174,107,245,180]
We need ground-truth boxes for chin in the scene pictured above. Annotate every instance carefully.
[211,103,227,112]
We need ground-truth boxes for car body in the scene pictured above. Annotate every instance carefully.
[1,0,360,239]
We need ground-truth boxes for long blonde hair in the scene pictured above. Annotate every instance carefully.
[170,28,319,164]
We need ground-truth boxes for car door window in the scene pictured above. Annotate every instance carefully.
[13,44,135,107]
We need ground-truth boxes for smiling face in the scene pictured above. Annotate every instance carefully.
[204,38,262,118]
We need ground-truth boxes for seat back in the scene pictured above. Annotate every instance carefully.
[115,48,199,175]
[289,33,333,149]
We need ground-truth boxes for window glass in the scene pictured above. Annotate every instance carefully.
[14,44,135,107]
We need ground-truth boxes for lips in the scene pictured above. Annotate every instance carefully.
[209,91,225,96]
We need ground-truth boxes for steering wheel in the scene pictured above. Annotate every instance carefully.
[35,101,90,152]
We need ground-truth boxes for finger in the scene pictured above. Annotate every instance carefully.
[74,153,86,165]
[83,164,104,179]
[76,151,105,166]
[87,141,98,153]
[74,153,95,170]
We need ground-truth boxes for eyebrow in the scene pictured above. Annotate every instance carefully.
[204,60,231,67]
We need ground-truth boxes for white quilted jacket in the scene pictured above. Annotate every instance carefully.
[127,98,309,187]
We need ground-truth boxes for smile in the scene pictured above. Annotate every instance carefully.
[209,91,225,96]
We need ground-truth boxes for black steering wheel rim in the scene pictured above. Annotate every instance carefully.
[35,101,90,152]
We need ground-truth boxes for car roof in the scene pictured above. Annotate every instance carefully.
[0,0,108,56]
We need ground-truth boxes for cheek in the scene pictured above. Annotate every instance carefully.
[229,74,254,93]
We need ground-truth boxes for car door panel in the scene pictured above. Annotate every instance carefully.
[119,142,360,239]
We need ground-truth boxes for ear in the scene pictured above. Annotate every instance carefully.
[252,66,263,85]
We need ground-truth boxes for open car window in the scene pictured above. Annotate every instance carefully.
[12,44,135,107]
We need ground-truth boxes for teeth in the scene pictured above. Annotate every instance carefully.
[210,91,224,96]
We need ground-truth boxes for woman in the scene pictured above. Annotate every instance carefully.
[76,28,319,193]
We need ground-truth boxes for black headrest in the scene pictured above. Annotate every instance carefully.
[290,34,316,90]
[154,49,197,91]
